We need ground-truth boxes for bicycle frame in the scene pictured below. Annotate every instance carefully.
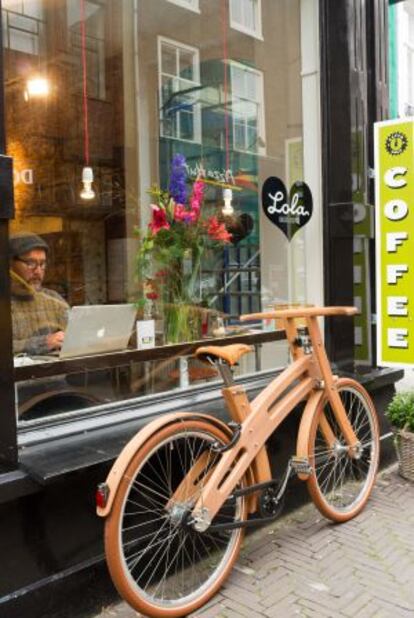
[187,306,360,532]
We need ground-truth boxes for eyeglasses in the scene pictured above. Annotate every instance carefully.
[15,257,47,271]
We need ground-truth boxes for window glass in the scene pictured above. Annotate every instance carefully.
[230,0,261,38]
[161,43,176,74]
[6,0,306,424]
[179,50,194,80]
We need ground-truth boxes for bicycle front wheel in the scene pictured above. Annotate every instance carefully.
[105,419,247,618]
[307,378,380,523]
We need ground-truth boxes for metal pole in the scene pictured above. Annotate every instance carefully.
[0,4,17,467]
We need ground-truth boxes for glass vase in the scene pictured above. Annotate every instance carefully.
[164,301,202,344]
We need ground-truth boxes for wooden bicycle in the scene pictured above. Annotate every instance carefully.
[97,306,380,618]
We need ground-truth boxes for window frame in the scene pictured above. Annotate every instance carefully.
[1,0,45,56]
[230,60,266,155]
[165,0,200,13]
[158,35,202,144]
[229,0,263,40]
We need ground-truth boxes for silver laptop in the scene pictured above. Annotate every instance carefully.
[59,304,137,359]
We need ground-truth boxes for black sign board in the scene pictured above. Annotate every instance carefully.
[0,155,14,220]
[261,176,312,240]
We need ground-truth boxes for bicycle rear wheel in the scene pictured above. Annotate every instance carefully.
[105,419,247,618]
[307,378,380,522]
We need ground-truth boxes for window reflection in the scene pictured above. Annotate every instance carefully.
[6,0,306,422]
[159,38,201,142]
[2,0,45,55]
[68,1,106,100]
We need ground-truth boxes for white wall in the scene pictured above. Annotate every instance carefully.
[300,0,324,310]
[259,0,323,371]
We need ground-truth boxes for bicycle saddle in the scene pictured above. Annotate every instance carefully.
[195,344,253,366]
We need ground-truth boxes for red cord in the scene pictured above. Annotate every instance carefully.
[221,0,230,172]
[80,0,89,165]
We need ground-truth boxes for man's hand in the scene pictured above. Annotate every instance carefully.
[46,331,65,351]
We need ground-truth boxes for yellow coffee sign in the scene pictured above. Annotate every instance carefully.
[375,119,414,367]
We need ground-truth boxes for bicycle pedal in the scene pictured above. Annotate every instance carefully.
[290,456,313,476]
[259,485,284,519]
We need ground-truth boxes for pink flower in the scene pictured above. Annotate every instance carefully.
[190,180,204,218]
[149,204,170,234]
[174,203,197,224]
[206,216,232,243]
[173,181,204,224]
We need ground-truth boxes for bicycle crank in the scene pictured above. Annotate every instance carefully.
[194,462,295,532]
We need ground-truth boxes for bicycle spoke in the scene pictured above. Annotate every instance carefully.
[131,477,171,505]
[310,384,378,516]
[122,513,168,534]
[125,518,173,571]
[112,425,245,609]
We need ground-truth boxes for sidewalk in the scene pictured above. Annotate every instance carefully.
[94,466,414,618]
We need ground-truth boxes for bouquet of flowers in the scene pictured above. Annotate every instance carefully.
[138,153,232,343]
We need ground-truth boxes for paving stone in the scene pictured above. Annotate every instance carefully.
[89,466,414,618]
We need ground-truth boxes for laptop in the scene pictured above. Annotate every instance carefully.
[58,304,137,359]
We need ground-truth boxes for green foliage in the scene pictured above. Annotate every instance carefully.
[386,391,414,432]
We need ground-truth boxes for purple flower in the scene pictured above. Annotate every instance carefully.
[169,153,187,205]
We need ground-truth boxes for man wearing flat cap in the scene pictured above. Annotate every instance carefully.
[9,232,69,355]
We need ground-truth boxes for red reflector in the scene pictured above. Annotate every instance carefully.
[96,483,109,508]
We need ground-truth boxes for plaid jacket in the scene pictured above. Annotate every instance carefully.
[11,278,69,356]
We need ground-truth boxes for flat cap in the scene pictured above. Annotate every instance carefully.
[9,232,49,258]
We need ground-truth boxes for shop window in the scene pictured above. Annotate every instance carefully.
[230,62,265,155]
[166,0,199,12]
[4,0,308,425]
[2,0,44,55]
[158,37,201,142]
[229,0,262,39]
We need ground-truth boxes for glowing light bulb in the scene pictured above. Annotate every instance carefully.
[222,188,234,216]
[24,77,50,100]
[80,166,96,200]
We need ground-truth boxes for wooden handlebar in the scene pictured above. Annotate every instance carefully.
[240,306,358,322]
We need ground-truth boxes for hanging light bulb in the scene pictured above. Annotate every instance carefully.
[80,166,95,200]
[222,187,234,216]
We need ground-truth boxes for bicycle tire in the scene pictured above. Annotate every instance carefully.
[307,378,380,523]
[105,418,247,618]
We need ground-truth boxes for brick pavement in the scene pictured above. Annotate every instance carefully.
[94,466,414,618]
